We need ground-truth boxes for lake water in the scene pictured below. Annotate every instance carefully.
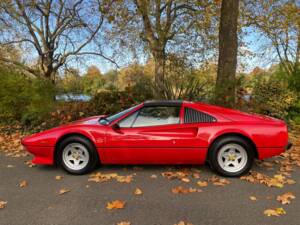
[55,94,91,102]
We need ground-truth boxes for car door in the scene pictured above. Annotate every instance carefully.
[102,105,203,164]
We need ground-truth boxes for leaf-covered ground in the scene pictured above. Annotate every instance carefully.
[0,127,300,225]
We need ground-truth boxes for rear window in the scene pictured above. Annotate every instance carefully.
[184,107,216,123]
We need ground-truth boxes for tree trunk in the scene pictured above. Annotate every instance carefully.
[41,55,56,84]
[153,50,170,99]
[215,0,239,108]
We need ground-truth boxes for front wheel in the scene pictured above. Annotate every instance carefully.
[208,136,254,177]
[57,136,98,175]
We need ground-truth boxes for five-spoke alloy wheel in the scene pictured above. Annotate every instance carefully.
[208,136,254,177]
[57,135,98,175]
[62,143,90,171]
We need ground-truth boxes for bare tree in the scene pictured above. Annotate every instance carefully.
[108,0,218,99]
[0,0,115,82]
[244,0,300,78]
[215,0,239,108]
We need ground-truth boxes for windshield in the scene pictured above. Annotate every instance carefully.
[99,105,138,125]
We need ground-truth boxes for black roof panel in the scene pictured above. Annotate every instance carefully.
[144,100,183,107]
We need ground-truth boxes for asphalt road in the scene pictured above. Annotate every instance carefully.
[1,153,300,225]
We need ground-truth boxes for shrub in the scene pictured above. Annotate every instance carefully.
[90,89,138,115]
[0,67,56,126]
[251,78,296,119]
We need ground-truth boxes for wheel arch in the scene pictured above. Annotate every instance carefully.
[207,132,258,160]
[54,132,98,165]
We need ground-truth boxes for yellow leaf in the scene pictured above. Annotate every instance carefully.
[274,174,285,182]
[150,174,157,179]
[106,200,126,210]
[264,207,286,217]
[286,179,296,185]
[58,188,70,195]
[249,196,257,201]
[134,188,143,195]
[0,201,7,209]
[197,181,208,187]
[19,180,28,188]
[55,175,63,180]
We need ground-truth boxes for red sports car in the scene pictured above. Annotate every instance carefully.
[21,100,291,177]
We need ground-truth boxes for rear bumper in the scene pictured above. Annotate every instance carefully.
[258,142,292,160]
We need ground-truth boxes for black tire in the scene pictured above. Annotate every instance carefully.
[208,136,254,177]
[57,135,99,175]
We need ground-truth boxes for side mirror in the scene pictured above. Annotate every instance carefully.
[111,123,120,131]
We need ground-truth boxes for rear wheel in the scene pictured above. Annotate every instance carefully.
[57,136,98,175]
[208,136,254,177]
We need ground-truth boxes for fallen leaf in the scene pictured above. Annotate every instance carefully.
[258,161,274,168]
[25,160,36,168]
[19,180,28,188]
[88,172,118,183]
[276,192,295,205]
[58,188,70,195]
[249,196,257,201]
[55,175,63,180]
[181,178,190,183]
[162,171,188,180]
[88,173,134,183]
[7,165,14,168]
[106,200,126,210]
[117,222,131,225]
[192,173,201,179]
[264,207,286,217]
[197,181,208,187]
[241,172,288,188]
[0,201,7,209]
[210,176,230,186]
[174,221,193,225]
[134,188,143,195]
[116,175,133,183]
[286,179,296,185]
[150,174,157,179]
[171,186,202,194]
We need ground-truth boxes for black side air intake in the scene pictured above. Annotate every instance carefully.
[184,108,216,123]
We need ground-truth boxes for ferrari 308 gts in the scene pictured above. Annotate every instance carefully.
[21,100,291,177]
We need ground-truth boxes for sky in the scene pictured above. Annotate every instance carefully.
[81,28,273,75]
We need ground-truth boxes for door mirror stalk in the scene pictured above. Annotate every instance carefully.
[111,123,121,131]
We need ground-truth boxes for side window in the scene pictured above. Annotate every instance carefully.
[118,111,139,128]
[132,106,180,127]
[184,107,216,123]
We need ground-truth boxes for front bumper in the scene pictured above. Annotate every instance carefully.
[22,145,54,165]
